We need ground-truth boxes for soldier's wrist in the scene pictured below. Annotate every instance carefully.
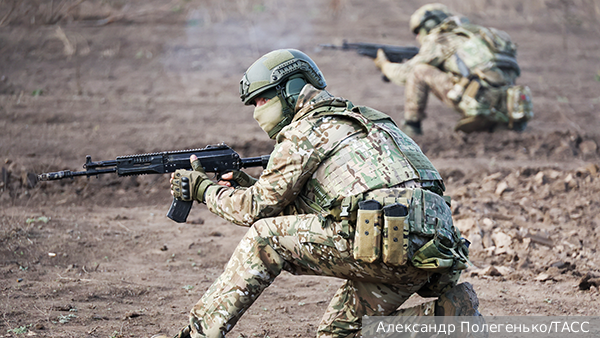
[195,179,216,203]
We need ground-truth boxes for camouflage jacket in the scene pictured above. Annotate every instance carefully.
[204,85,444,227]
[382,17,520,87]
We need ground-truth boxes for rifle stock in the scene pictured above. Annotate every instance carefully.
[38,144,270,223]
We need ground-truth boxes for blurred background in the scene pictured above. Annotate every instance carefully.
[1,0,599,156]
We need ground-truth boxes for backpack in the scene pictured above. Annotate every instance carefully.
[441,22,520,79]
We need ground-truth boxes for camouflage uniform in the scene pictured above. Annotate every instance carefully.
[186,85,462,338]
[381,17,532,133]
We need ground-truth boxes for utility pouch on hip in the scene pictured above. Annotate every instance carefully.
[463,79,481,99]
[447,77,471,103]
[353,200,382,263]
[411,237,456,272]
[506,85,534,127]
[382,203,409,266]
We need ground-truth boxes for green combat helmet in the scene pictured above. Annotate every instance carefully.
[409,3,452,35]
[239,49,327,137]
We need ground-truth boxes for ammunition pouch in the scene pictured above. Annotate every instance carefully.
[453,79,495,134]
[382,203,410,266]
[456,80,487,117]
[353,200,383,263]
[339,187,470,273]
[505,85,534,128]
[447,77,471,103]
[454,80,533,132]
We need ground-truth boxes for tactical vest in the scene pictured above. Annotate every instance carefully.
[441,22,520,81]
[434,22,533,128]
[296,100,444,213]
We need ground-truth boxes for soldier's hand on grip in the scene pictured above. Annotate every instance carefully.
[170,155,213,203]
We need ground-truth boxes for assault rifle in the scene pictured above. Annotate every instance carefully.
[38,144,270,223]
[319,41,419,82]
[319,40,419,63]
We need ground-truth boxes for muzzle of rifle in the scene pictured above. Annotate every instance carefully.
[38,170,74,181]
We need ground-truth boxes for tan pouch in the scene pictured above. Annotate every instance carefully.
[447,77,470,103]
[506,85,534,126]
[353,200,382,263]
[463,79,480,100]
[382,203,409,266]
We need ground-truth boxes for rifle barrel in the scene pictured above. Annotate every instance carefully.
[38,167,118,181]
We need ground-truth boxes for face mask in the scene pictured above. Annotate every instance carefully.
[253,96,285,138]
[417,27,429,44]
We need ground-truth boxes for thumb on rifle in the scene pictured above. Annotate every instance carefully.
[190,155,202,171]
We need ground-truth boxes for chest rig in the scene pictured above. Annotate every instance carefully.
[294,99,445,237]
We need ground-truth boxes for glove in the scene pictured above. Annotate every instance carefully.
[170,156,215,203]
[219,170,258,188]
[373,48,390,70]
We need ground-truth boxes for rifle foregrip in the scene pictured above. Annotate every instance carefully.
[167,198,193,223]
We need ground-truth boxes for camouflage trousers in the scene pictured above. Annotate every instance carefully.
[187,214,435,338]
[404,63,457,124]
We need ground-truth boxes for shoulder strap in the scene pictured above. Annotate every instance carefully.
[317,105,444,184]
[352,105,397,125]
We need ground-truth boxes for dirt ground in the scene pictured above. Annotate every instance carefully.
[2,0,600,337]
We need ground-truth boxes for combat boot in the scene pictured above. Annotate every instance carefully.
[434,282,481,316]
[401,120,423,138]
[151,325,192,338]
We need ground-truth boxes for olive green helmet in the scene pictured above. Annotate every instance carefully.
[239,49,326,106]
[409,3,452,35]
